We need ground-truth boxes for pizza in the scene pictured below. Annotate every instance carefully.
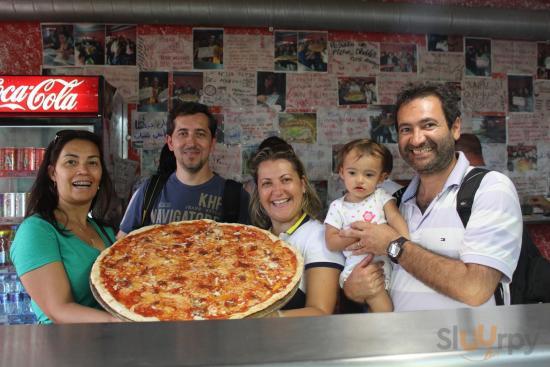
[90,219,303,321]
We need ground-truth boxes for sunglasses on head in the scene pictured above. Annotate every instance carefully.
[53,129,98,144]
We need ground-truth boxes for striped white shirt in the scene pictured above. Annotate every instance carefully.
[390,152,522,312]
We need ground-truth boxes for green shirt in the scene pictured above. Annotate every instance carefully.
[10,215,115,324]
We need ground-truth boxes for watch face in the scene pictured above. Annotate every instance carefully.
[388,242,400,258]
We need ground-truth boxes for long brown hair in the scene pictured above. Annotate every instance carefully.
[248,146,322,229]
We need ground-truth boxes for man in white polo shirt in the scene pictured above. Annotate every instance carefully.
[342,83,522,311]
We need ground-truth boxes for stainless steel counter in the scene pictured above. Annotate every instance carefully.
[1,304,550,366]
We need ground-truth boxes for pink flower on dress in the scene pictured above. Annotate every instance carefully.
[363,211,376,222]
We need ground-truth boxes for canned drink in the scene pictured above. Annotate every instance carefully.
[17,148,35,171]
[15,193,28,218]
[3,193,16,218]
[2,148,16,171]
[34,148,46,170]
[0,292,8,315]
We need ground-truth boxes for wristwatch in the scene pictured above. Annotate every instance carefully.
[387,236,408,264]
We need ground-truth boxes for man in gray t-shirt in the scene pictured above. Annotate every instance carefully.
[118,102,249,237]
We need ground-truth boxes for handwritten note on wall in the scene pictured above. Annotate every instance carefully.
[201,71,256,106]
[293,143,332,181]
[535,80,550,115]
[492,40,537,75]
[462,77,507,113]
[88,66,139,103]
[508,173,548,197]
[132,112,167,149]
[329,40,379,75]
[286,74,338,110]
[508,114,550,145]
[224,34,274,71]
[210,144,243,181]
[137,34,193,70]
[378,74,419,105]
[223,107,278,145]
[317,108,372,144]
[482,143,508,172]
[113,158,139,199]
[418,50,464,81]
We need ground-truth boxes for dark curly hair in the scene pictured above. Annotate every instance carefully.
[394,82,461,130]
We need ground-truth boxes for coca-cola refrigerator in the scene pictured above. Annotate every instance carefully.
[0,75,124,324]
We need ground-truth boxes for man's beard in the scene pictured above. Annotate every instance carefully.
[178,148,207,174]
[400,135,455,174]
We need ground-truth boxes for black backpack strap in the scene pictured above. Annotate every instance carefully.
[455,168,506,304]
[456,167,490,228]
[221,179,242,223]
[140,174,169,227]
[393,186,407,207]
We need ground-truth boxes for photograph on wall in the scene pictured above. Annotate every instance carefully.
[380,43,417,73]
[297,31,328,72]
[257,71,286,111]
[105,24,136,65]
[138,71,169,112]
[74,24,105,65]
[537,42,550,80]
[465,37,491,77]
[427,34,463,52]
[312,180,328,212]
[337,77,377,106]
[507,144,537,172]
[508,75,534,113]
[173,71,203,103]
[369,105,397,143]
[471,114,506,143]
[242,145,260,177]
[213,113,224,144]
[193,28,224,70]
[41,24,75,66]
[279,113,317,144]
[274,31,298,71]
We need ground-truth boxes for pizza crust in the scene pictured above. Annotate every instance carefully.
[90,220,304,321]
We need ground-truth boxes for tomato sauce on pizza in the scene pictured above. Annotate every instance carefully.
[90,220,303,321]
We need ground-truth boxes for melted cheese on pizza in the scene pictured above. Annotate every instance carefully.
[99,221,298,320]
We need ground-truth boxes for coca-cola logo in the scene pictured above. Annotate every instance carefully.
[0,78,84,112]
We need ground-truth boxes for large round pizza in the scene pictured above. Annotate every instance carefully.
[90,219,303,321]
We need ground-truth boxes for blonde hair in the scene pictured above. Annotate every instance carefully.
[248,147,322,229]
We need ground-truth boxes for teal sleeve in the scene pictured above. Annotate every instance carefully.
[10,216,62,277]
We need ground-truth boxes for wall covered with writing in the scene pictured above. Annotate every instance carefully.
[0,20,549,210]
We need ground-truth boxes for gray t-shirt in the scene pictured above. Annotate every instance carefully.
[120,173,250,233]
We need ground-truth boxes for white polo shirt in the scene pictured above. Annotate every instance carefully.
[390,152,522,312]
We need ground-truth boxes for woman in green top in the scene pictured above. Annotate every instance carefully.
[10,130,121,324]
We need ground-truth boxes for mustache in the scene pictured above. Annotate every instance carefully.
[182,147,201,153]
[405,140,436,152]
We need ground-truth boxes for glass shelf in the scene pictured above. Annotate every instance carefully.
[0,171,37,179]
[0,218,23,225]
